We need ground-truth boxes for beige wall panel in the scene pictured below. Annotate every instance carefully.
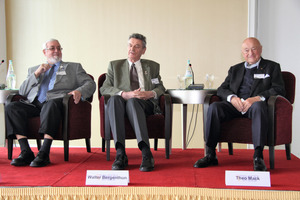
[5,0,247,149]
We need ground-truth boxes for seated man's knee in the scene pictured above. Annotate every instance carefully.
[126,98,139,108]
[251,101,266,111]
[107,95,123,106]
[208,102,223,113]
[45,99,62,108]
[5,101,21,114]
[42,99,63,114]
[107,95,122,103]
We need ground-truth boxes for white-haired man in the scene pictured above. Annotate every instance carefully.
[5,39,96,167]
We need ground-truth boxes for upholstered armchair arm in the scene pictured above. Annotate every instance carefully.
[163,94,172,150]
[101,95,112,141]
[203,94,221,134]
[103,94,111,105]
[62,94,92,141]
[5,93,24,105]
[163,94,171,117]
[267,95,293,146]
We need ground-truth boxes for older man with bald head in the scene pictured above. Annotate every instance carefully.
[194,37,285,171]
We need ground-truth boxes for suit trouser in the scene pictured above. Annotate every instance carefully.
[106,96,154,149]
[205,100,268,150]
[5,98,63,138]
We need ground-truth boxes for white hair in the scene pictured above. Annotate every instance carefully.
[42,39,60,50]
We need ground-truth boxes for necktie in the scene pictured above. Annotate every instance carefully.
[38,65,55,103]
[130,63,139,90]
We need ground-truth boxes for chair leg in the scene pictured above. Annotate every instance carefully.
[37,139,41,150]
[85,138,91,152]
[217,143,222,152]
[106,139,110,161]
[64,140,69,161]
[285,144,291,160]
[269,145,275,169]
[228,143,233,155]
[102,138,106,152]
[154,138,158,151]
[8,138,13,160]
[165,138,170,159]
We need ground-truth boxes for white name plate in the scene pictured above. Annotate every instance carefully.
[86,170,129,186]
[225,170,271,187]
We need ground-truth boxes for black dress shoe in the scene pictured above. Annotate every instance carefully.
[194,154,218,168]
[112,154,128,170]
[140,155,154,172]
[10,150,35,166]
[30,151,50,167]
[253,157,267,171]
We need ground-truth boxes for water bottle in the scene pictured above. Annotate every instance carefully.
[184,60,193,89]
[6,60,16,89]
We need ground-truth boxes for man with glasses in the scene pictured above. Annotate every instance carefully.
[100,33,165,172]
[5,39,96,167]
[194,37,285,171]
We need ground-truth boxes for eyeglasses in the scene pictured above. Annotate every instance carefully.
[45,47,63,51]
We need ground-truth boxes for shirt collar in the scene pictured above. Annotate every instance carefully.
[54,61,61,67]
[244,58,261,69]
[128,59,141,66]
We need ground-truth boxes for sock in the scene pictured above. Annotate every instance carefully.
[139,141,152,158]
[116,142,126,156]
[254,146,264,159]
[39,138,53,155]
[18,138,32,152]
[206,146,216,157]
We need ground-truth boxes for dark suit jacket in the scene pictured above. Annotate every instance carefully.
[217,58,286,101]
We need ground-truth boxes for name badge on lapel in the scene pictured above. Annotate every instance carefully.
[56,65,67,75]
[254,74,270,79]
[57,71,66,75]
[151,78,159,84]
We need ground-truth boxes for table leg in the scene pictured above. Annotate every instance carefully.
[181,104,187,149]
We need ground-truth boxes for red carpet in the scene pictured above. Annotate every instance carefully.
[0,147,299,190]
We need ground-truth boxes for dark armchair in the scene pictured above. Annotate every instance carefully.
[5,75,94,161]
[203,71,295,169]
[98,73,172,161]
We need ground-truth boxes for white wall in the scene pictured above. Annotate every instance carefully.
[256,0,300,157]
[0,0,6,83]
[0,0,7,147]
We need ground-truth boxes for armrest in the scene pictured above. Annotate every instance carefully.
[267,95,293,145]
[162,93,171,116]
[158,94,171,115]
[62,94,92,140]
[103,94,111,105]
[203,94,221,141]
[99,94,112,140]
[5,93,24,105]
[203,94,221,120]
[163,93,171,109]
[163,94,172,141]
